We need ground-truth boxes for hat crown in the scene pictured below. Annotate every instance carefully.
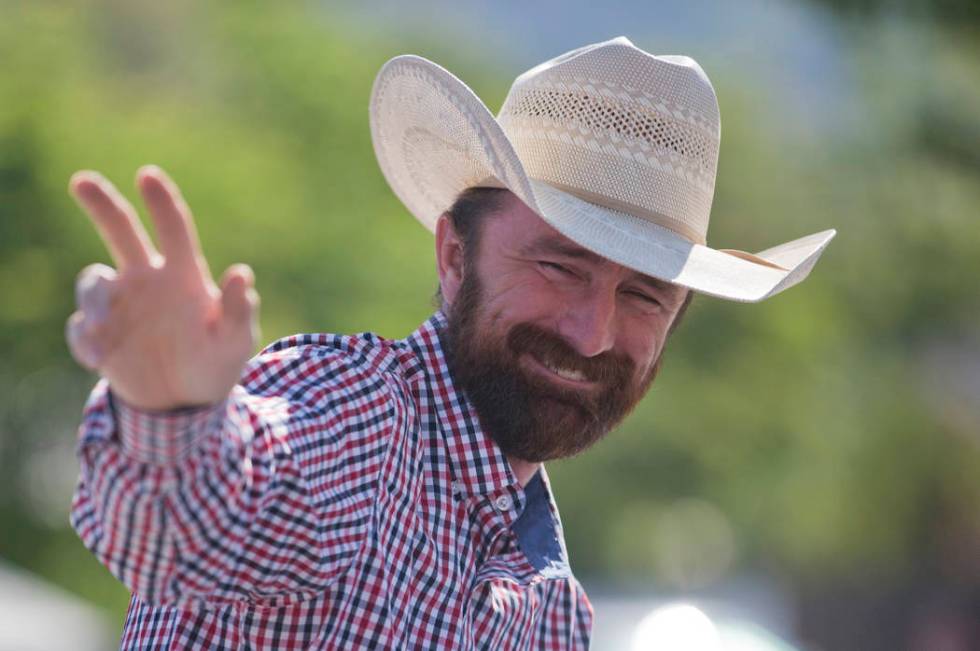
[497,37,721,244]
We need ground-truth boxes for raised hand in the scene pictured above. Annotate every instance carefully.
[66,166,260,411]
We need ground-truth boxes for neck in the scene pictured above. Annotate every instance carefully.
[506,455,541,487]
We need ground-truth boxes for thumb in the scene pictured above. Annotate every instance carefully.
[219,263,259,328]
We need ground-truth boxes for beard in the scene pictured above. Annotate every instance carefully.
[443,270,662,463]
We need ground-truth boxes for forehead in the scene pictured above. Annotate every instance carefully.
[483,191,683,296]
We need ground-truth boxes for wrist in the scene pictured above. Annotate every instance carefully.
[110,390,228,465]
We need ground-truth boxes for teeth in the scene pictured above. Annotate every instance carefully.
[544,361,587,382]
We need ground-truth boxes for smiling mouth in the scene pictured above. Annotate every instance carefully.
[522,353,596,388]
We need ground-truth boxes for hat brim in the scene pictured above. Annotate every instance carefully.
[370,55,835,303]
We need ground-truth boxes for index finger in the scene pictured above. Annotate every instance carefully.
[69,171,158,270]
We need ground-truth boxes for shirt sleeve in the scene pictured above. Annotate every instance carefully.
[69,338,401,608]
[534,577,594,650]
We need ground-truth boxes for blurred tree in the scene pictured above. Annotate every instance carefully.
[804,0,980,27]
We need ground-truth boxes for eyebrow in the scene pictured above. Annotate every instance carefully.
[520,234,683,297]
[520,234,605,264]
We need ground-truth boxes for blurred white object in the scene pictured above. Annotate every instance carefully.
[0,560,114,651]
[589,576,802,651]
[632,604,722,651]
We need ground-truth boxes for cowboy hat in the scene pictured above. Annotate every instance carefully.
[369,36,835,302]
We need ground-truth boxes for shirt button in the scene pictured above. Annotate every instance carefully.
[494,495,512,511]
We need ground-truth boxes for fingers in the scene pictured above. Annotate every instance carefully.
[219,264,259,327]
[68,263,120,371]
[136,166,210,279]
[75,263,117,319]
[66,311,103,370]
[219,264,260,356]
[69,171,158,270]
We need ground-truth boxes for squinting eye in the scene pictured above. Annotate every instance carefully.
[625,290,661,306]
[539,261,575,276]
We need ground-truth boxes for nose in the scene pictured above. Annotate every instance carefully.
[556,288,617,358]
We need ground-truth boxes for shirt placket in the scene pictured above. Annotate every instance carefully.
[468,484,551,587]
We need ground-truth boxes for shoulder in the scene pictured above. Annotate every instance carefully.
[235,330,417,458]
[243,330,407,409]
[235,330,417,504]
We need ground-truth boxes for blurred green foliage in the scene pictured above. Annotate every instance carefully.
[1,0,978,634]
[805,0,980,28]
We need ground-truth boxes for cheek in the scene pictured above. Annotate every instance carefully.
[480,270,566,326]
[623,329,665,379]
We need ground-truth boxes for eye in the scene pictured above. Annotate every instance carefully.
[624,289,662,307]
[538,260,577,278]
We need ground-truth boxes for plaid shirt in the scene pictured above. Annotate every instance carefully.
[71,311,593,649]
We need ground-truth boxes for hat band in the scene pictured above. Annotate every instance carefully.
[534,179,707,245]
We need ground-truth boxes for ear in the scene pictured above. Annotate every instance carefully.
[435,213,465,306]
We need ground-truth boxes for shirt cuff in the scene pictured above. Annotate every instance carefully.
[110,391,229,465]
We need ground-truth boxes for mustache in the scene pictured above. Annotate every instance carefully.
[506,322,634,386]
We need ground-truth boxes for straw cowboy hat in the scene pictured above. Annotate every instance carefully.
[369,36,835,302]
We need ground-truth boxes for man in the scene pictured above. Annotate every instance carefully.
[67,37,834,649]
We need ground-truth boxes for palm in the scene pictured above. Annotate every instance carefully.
[67,166,259,411]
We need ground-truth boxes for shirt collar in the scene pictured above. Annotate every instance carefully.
[400,310,519,497]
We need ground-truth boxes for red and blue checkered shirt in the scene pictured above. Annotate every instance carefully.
[71,311,593,649]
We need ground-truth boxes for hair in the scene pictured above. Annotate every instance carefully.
[433,186,513,306]
[433,186,696,334]
[668,290,694,335]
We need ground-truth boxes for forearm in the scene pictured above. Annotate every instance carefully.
[69,343,389,608]
[71,377,300,605]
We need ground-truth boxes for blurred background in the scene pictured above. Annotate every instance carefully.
[1,0,978,649]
